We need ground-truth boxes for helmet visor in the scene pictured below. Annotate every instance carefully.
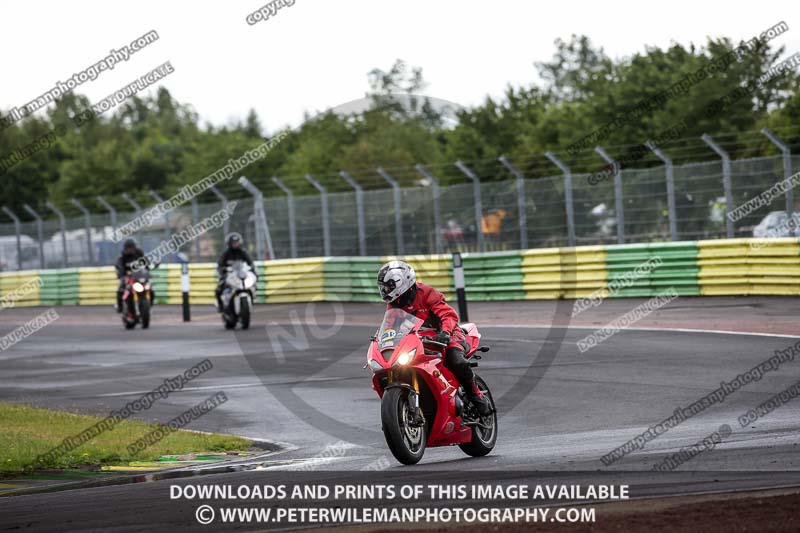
[378,279,396,302]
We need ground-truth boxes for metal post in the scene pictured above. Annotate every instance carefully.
[22,204,45,269]
[1,206,23,270]
[454,161,485,252]
[70,198,94,265]
[305,174,331,256]
[340,171,367,256]
[452,252,468,321]
[647,143,678,241]
[414,164,443,254]
[701,134,735,238]
[121,192,142,215]
[238,176,275,260]
[762,128,794,217]
[376,167,404,255]
[544,151,577,246]
[148,190,171,241]
[594,147,626,244]
[271,177,297,259]
[190,197,201,258]
[498,156,529,249]
[46,201,68,267]
[177,252,190,322]
[96,196,118,242]
[209,185,231,240]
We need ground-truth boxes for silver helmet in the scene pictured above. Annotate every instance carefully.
[377,260,416,303]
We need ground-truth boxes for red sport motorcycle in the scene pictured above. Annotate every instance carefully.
[366,308,497,465]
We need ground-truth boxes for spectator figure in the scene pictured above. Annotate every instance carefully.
[481,208,508,244]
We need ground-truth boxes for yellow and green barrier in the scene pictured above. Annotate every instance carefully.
[0,238,797,306]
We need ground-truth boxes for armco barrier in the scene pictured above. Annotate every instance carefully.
[0,238,797,307]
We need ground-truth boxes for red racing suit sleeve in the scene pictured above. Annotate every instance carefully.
[421,284,459,334]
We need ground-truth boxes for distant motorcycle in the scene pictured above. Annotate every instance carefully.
[220,261,256,330]
[121,269,153,330]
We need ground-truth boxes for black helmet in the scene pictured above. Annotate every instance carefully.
[227,232,242,248]
[123,238,137,250]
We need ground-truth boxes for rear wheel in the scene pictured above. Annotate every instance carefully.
[381,387,426,465]
[139,297,150,329]
[459,375,497,457]
[239,297,251,330]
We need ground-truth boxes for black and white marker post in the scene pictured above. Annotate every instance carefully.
[452,252,468,322]
[177,252,190,322]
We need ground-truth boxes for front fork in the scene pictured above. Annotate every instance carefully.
[407,371,424,426]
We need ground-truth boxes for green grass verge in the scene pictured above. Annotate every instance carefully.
[0,401,251,474]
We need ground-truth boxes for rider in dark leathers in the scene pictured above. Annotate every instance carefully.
[115,239,150,312]
[215,233,255,311]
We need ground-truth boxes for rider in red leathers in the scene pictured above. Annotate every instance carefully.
[378,260,491,416]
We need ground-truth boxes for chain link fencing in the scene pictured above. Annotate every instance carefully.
[0,154,797,270]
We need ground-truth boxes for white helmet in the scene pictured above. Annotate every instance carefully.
[377,260,416,303]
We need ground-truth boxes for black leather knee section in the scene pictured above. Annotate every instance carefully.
[445,347,474,385]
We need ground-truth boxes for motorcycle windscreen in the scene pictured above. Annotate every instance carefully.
[377,308,421,352]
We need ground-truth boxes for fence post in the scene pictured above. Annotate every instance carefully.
[594,146,626,244]
[340,171,367,256]
[148,190,171,241]
[121,193,142,216]
[1,206,23,270]
[45,201,68,267]
[238,176,275,260]
[304,174,331,256]
[209,186,231,243]
[762,128,794,217]
[189,197,202,258]
[454,161,485,252]
[647,143,679,241]
[271,177,297,259]
[96,196,118,241]
[701,134,735,238]
[22,204,45,269]
[414,164,444,254]
[544,151,577,246]
[376,167,404,255]
[498,156,529,249]
[70,198,94,265]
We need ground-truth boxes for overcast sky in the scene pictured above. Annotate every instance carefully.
[2,0,798,134]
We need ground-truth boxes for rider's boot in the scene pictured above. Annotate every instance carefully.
[466,380,491,416]
[116,291,123,313]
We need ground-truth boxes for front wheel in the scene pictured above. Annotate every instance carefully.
[139,296,150,329]
[239,296,250,330]
[459,375,498,457]
[381,387,426,465]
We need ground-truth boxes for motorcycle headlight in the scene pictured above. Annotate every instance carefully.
[132,282,145,293]
[368,359,384,373]
[244,276,256,289]
[395,348,417,367]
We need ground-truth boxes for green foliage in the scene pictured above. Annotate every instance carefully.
[0,38,797,221]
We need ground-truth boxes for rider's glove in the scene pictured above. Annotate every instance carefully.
[432,331,451,346]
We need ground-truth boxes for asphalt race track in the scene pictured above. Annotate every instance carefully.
[1,297,799,531]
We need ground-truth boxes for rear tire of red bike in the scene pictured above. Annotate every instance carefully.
[459,375,498,457]
[381,387,426,465]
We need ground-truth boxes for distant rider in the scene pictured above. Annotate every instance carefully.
[377,260,491,416]
[215,233,255,311]
[115,238,150,312]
